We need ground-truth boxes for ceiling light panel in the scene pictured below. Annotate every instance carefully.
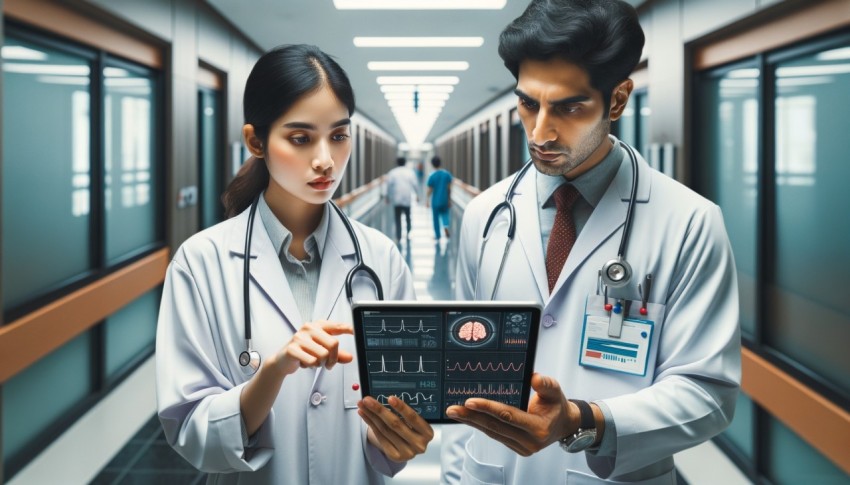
[377,76,459,85]
[354,37,484,48]
[336,0,505,9]
[380,85,455,93]
[368,61,469,71]
[384,92,450,101]
[388,99,445,108]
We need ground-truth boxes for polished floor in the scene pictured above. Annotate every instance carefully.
[88,199,459,484]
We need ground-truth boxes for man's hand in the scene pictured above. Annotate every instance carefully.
[358,396,435,462]
[445,373,579,456]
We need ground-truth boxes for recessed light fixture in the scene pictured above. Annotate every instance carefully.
[380,85,455,93]
[354,37,484,48]
[384,92,450,101]
[336,0,505,9]
[368,61,469,71]
[388,99,445,108]
[377,76,459,85]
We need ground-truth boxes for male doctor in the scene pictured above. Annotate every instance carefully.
[442,0,741,483]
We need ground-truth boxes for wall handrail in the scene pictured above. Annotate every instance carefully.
[0,248,169,384]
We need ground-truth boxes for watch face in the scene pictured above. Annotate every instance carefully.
[565,431,596,452]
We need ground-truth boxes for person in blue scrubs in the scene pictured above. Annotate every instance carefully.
[426,156,453,240]
[156,44,433,484]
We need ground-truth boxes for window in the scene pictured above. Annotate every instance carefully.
[697,63,759,338]
[696,31,850,482]
[199,86,224,228]
[767,42,850,397]
[104,287,161,379]
[104,59,159,263]
[2,34,95,313]
[2,28,162,320]
[2,332,93,475]
[615,89,649,160]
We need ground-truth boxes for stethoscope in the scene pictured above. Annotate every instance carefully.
[238,194,384,374]
[475,140,640,300]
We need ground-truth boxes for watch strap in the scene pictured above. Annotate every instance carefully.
[568,399,595,430]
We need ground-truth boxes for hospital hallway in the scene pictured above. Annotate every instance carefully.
[3,0,850,484]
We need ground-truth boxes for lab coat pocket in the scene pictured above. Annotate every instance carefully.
[581,295,666,382]
[565,468,676,484]
[343,355,362,409]
[460,438,505,485]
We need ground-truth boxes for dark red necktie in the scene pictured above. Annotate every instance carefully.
[546,184,580,294]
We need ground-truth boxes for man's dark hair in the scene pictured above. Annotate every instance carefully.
[498,0,644,110]
[396,156,406,166]
[430,156,442,168]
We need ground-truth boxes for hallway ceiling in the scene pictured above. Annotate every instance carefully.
[205,0,643,148]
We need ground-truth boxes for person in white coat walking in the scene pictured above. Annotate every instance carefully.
[385,156,419,242]
[441,1,740,484]
[156,44,433,484]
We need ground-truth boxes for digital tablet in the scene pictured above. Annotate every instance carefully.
[352,301,542,423]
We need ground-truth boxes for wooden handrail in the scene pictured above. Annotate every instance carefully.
[452,178,481,198]
[0,249,169,383]
[335,177,385,209]
[741,348,850,474]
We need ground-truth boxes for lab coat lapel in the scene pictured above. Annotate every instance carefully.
[228,206,302,331]
[513,171,548,301]
[313,208,356,321]
[551,146,652,296]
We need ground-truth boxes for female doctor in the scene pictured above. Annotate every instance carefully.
[156,44,433,484]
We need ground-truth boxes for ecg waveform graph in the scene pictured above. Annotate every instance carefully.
[365,318,438,334]
[444,382,523,407]
[376,392,436,406]
[444,352,526,380]
[369,354,439,374]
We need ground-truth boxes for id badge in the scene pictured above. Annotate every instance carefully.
[579,312,654,377]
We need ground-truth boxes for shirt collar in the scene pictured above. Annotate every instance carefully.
[258,193,330,260]
[537,137,624,209]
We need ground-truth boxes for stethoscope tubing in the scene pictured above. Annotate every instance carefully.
[476,140,639,299]
[240,194,383,372]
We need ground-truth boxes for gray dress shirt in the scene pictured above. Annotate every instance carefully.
[258,194,329,323]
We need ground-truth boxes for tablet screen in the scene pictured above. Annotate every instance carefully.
[352,301,541,423]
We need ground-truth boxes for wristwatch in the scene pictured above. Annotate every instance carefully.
[559,399,597,453]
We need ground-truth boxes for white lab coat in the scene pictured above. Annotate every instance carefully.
[445,141,741,484]
[386,165,419,207]
[156,203,415,484]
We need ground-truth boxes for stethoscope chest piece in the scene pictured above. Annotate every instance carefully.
[601,255,632,288]
[239,349,261,374]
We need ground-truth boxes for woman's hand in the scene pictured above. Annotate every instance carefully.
[358,396,435,462]
[269,320,354,377]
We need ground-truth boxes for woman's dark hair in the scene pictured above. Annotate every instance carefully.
[498,0,644,112]
[222,44,355,218]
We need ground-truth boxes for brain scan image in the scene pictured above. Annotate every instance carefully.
[449,314,497,348]
[458,320,489,342]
